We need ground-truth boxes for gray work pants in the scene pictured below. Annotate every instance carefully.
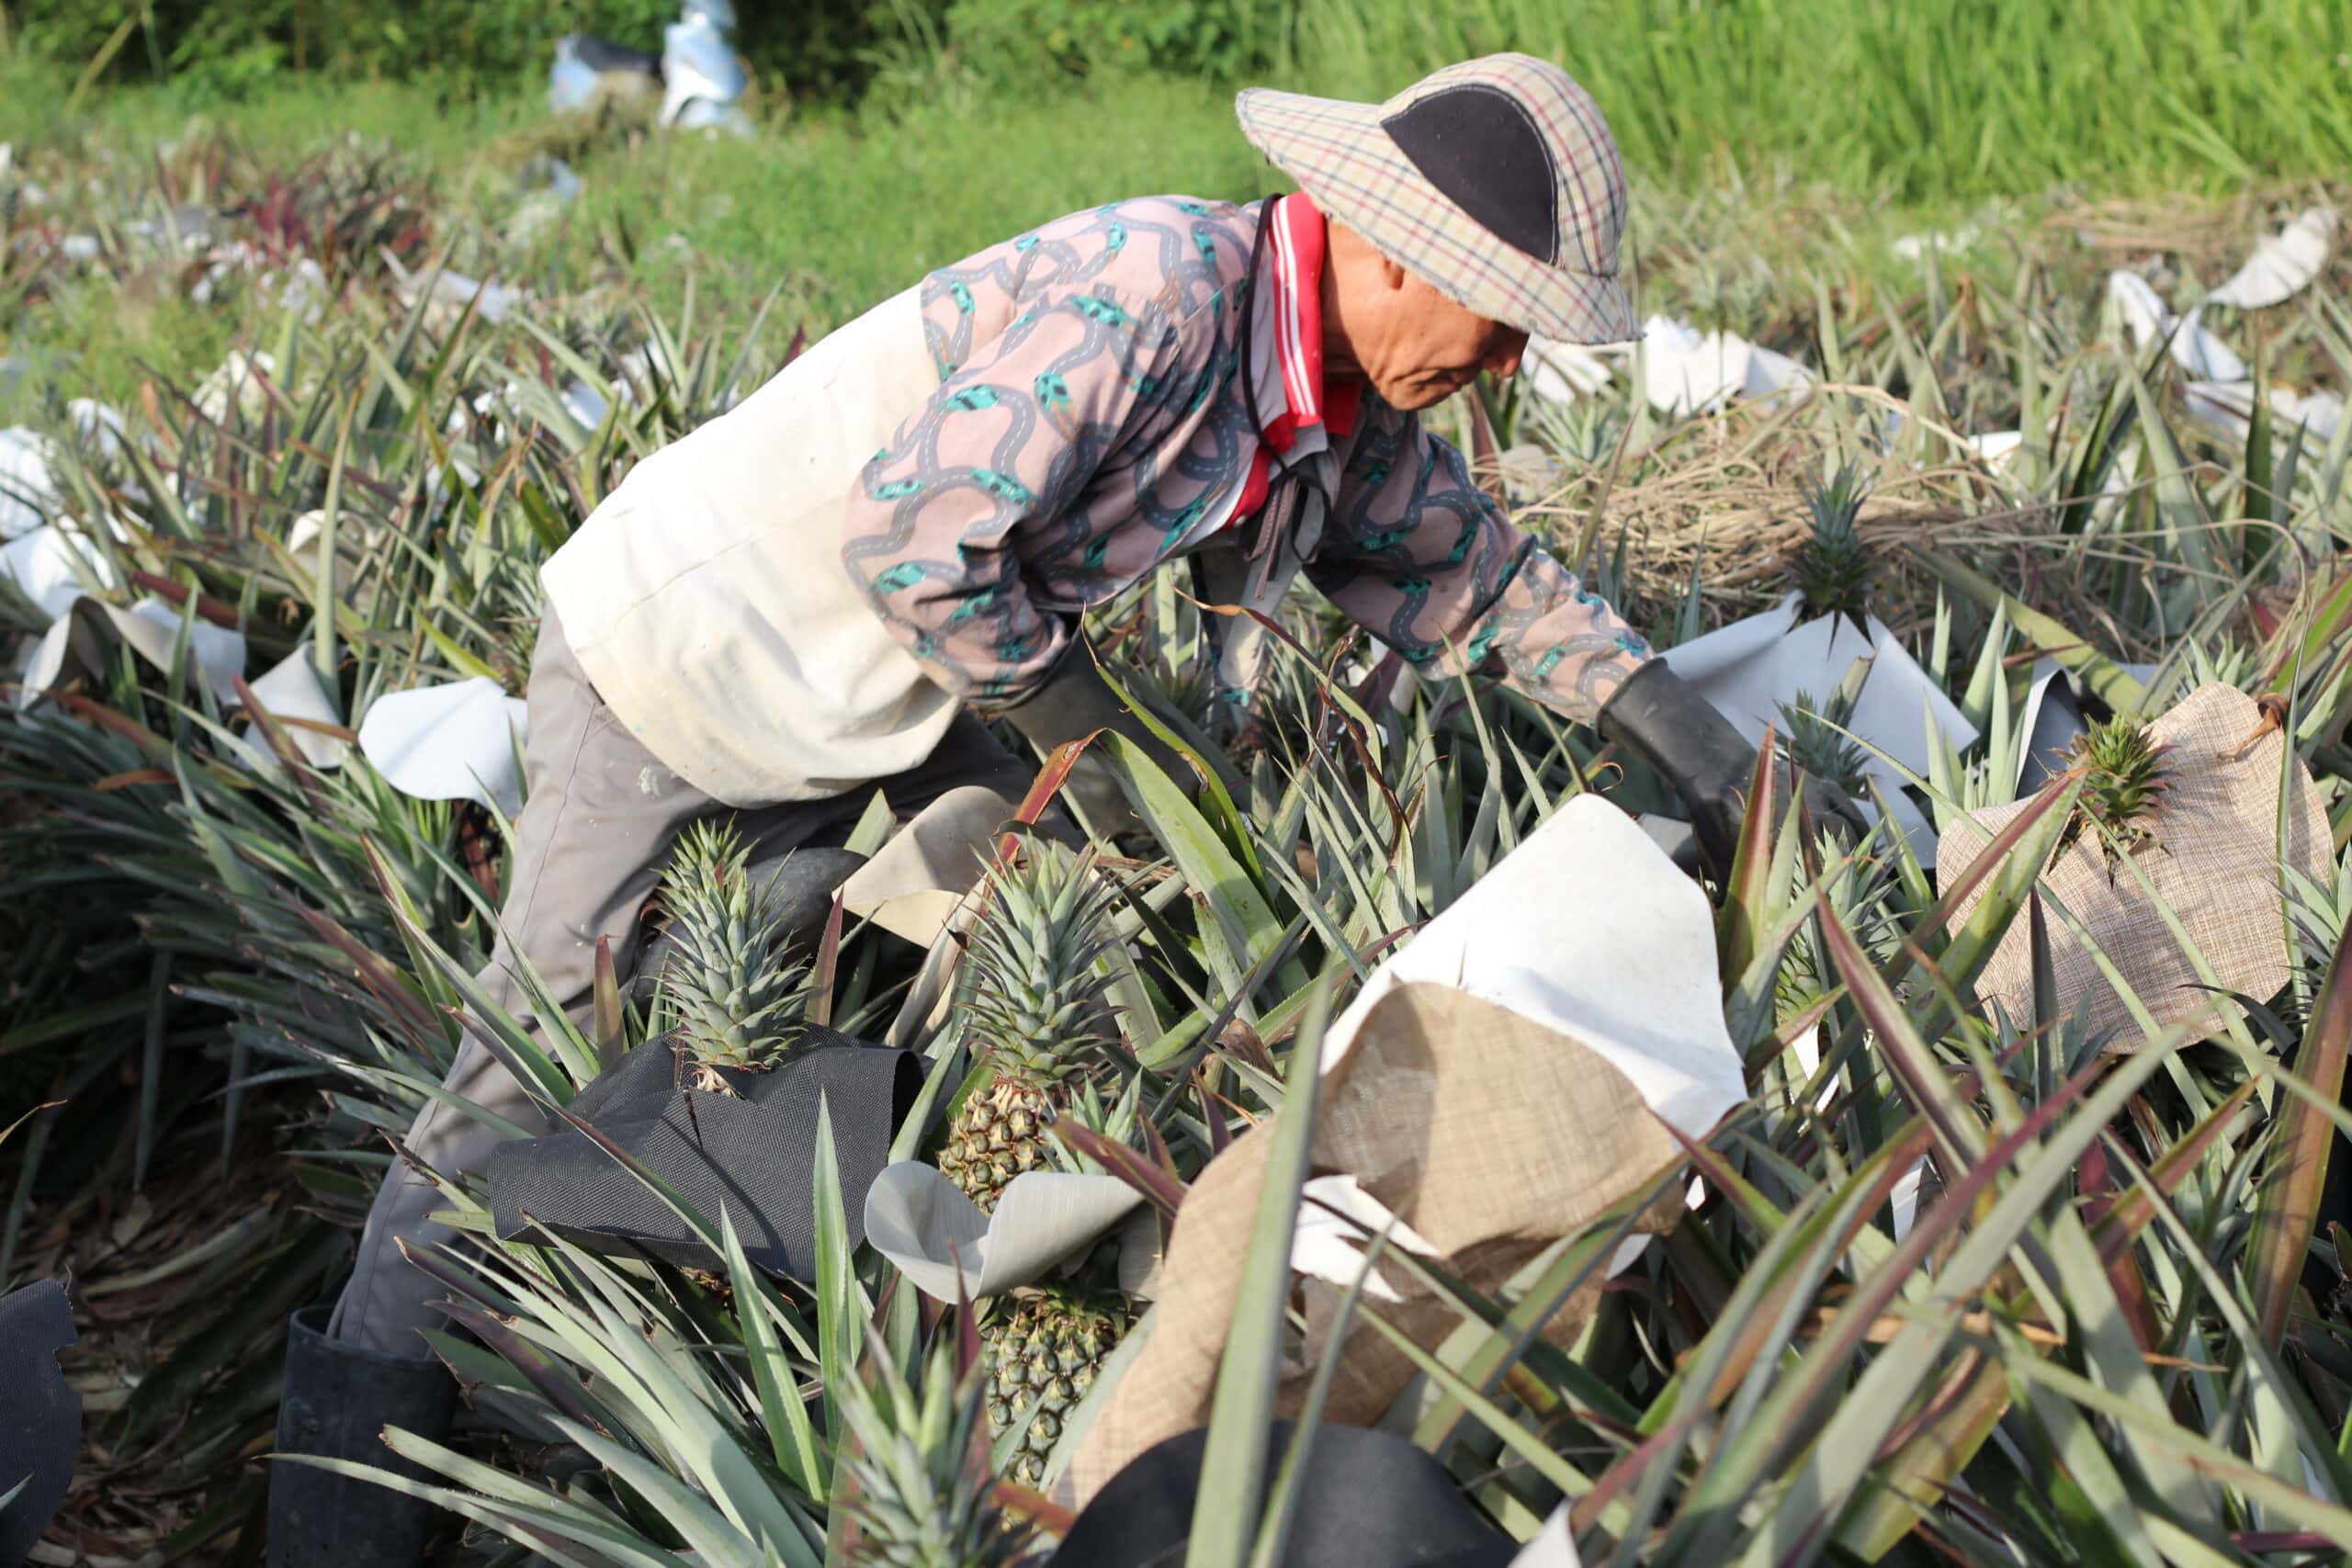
[331,604,1032,1357]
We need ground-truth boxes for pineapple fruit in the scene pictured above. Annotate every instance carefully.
[654,818,809,1090]
[841,1333,1032,1568]
[931,842,1138,1492]
[984,1286,1125,1491]
[1788,464,1872,634]
[934,845,1123,1211]
[2062,714,2175,878]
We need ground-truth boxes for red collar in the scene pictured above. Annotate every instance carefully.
[1259,192,1363,452]
[1233,195,1364,521]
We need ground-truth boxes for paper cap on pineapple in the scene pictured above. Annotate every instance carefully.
[1067,795,1747,1507]
[1936,682,2331,1046]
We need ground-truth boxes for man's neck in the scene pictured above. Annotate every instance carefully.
[1319,221,1369,381]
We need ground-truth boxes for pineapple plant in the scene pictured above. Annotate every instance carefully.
[933,843,1124,1211]
[654,818,811,1091]
[1776,686,1871,800]
[2060,713,2175,879]
[840,1333,1032,1568]
[1787,463,1873,635]
[931,842,1141,1492]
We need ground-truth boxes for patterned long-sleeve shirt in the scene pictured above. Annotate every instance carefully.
[839,196,1651,722]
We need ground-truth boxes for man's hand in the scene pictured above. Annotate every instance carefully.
[1597,660,1869,882]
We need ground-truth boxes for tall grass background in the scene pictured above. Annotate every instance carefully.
[6,0,2352,200]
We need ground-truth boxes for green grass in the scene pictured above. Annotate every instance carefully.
[1286,0,2352,199]
[6,0,2346,420]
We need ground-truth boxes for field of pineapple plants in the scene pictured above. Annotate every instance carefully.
[11,49,2352,1568]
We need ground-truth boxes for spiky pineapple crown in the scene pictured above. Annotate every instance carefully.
[2062,714,2174,874]
[965,845,1122,1089]
[1776,687,1871,798]
[841,1335,1029,1568]
[1788,463,1873,632]
[655,818,808,1074]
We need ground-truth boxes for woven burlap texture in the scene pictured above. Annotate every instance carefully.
[1066,980,1687,1507]
[1937,682,2330,1045]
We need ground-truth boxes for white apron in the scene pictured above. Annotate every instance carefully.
[539,287,957,807]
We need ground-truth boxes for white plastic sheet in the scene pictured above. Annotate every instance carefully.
[2182,379,2345,445]
[1510,1506,1583,1568]
[2107,272,2246,380]
[0,428,56,539]
[863,1165,1147,1303]
[1,523,116,619]
[356,677,528,815]
[17,596,246,706]
[1520,335,1613,406]
[232,649,350,772]
[1309,795,1746,1289]
[1289,1174,1441,1303]
[2210,207,2338,310]
[1637,315,1814,418]
[1657,592,1979,863]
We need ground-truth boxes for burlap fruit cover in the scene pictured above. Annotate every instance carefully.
[1066,979,1689,1506]
[1936,682,2331,1046]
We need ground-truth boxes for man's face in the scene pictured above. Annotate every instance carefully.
[1325,231,1529,412]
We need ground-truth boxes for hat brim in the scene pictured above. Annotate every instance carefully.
[1236,86,1637,346]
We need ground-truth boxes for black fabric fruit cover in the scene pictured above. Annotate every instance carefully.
[485,1028,921,1281]
[1046,1420,1520,1568]
[0,1279,81,1566]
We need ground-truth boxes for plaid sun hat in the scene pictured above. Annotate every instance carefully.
[1236,54,1638,345]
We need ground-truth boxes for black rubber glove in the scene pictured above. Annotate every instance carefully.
[993,644,1197,835]
[1597,659,1869,881]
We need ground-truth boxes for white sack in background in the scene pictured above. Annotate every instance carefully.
[2209,207,2338,310]
[2107,272,2246,380]
[2182,380,2345,445]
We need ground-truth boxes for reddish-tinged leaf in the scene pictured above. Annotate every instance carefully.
[1906,774,2072,944]
[2251,916,2352,1346]
[57,694,173,756]
[126,569,241,627]
[592,936,624,1069]
[1718,721,1781,987]
[1052,1119,1187,1224]
[953,1257,981,1382]
[95,769,174,790]
[994,1480,1076,1534]
[810,891,846,1028]
[434,1298,610,1435]
[1819,888,1982,1168]
[233,673,333,815]
[999,737,1091,865]
[297,906,443,1042]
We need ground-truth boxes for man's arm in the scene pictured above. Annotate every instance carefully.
[842,284,1190,707]
[1306,400,1651,723]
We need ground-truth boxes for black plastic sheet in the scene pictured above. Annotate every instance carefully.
[0,1280,80,1567]
[1046,1421,1520,1568]
[486,1029,920,1280]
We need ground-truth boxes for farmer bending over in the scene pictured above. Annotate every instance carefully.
[266,53,1863,1563]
